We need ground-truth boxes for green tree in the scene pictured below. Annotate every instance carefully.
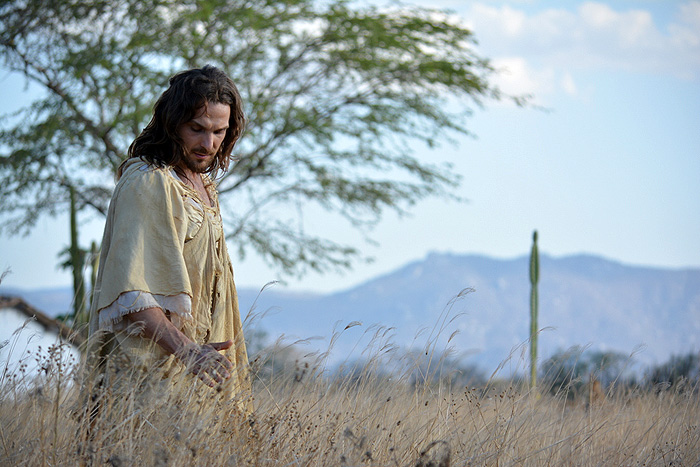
[540,346,590,399]
[541,347,636,399]
[646,352,700,391]
[586,350,631,388]
[0,0,512,278]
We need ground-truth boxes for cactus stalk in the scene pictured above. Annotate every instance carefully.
[529,230,539,391]
[69,185,86,323]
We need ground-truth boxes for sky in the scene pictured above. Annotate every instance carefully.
[1,0,699,294]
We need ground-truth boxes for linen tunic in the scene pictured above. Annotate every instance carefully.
[87,158,249,403]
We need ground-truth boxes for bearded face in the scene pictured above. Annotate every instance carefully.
[177,102,231,174]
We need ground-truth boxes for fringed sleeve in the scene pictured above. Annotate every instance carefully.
[92,161,193,331]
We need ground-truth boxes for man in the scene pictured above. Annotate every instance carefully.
[87,66,249,404]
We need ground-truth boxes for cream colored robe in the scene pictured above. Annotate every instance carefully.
[87,159,249,404]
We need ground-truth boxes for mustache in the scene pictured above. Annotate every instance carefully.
[190,148,216,157]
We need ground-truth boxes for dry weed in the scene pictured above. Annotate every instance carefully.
[1,336,698,466]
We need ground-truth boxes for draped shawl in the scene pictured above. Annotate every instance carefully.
[87,159,249,403]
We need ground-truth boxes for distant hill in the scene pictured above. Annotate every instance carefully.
[2,253,699,373]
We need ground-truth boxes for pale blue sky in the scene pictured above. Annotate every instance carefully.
[1,0,699,293]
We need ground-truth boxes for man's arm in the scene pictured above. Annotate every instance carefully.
[125,307,234,388]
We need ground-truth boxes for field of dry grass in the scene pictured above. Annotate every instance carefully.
[1,337,698,467]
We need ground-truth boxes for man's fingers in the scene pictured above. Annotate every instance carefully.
[197,371,216,388]
[205,342,235,372]
[217,353,235,373]
[208,340,234,351]
[199,349,232,380]
[193,359,229,386]
[180,343,235,386]
[210,356,232,380]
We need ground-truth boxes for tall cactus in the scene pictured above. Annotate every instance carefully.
[68,185,86,322]
[529,230,539,391]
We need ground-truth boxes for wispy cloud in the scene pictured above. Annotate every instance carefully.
[453,1,700,97]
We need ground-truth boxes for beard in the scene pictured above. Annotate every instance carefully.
[181,149,216,174]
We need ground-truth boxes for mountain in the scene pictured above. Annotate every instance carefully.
[237,253,700,373]
[2,253,699,374]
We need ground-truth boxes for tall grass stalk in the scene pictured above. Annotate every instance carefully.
[1,328,699,466]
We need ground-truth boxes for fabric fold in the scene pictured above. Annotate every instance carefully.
[97,290,193,333]
[87,158,250,405]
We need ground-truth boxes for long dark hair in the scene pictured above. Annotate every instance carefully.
[121,65,245,178]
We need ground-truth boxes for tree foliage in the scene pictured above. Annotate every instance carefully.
[0,0,505,276]
[646,352,700,391]
[540,347,633,399]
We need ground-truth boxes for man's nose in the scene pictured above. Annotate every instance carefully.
[201,132,215,151]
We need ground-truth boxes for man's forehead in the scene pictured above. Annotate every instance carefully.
[189,101,230,126]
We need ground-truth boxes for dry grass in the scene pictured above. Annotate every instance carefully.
[1,335,698,467]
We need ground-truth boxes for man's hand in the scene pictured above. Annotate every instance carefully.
[125,308,236,388]
[177,340,235,388]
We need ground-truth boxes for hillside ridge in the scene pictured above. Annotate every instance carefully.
[2,252,698,372]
